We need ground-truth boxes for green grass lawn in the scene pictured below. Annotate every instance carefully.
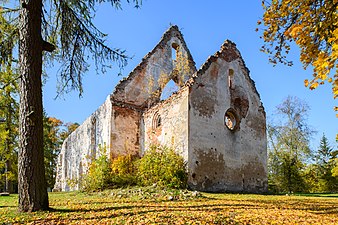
[1,187,338,224]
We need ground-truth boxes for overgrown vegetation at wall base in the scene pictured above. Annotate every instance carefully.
[81,154,113,191]
[111,154,139,187]
[137,145,187,189]
[77,145,187,191]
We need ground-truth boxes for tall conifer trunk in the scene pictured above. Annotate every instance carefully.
[5,97,13,193]
[18,0,48,212]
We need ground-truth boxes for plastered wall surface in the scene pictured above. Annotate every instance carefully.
[188,41,267,193]
[54,96,112,191]
[112,27,196,108]
[110,105,141,158]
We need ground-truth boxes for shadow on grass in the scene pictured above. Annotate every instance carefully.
[294,193,338,198]
[30,199,338,225]
[3,192,337,224]
[35,206,169,224]
[34,202,251,224]
[48,204,135,213]
[0,205,16,209]
[49,198,338,214]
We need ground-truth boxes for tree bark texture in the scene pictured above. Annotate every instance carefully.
[18,0,49,212]
[5,95,12,194]
[5,86,14,193]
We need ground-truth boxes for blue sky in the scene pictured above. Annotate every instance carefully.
[43,0,337,149]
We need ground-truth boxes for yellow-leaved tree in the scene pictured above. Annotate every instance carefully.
[259,0,338,139]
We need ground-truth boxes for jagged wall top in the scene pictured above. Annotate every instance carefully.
[185,40,261,100]
[111,25,197,108]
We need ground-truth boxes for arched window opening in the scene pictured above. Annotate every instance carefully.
[160,79,179,100]
[156,116,161,128]
[224,108,239,131]
[152,112,162,129]
[228,69,234,88]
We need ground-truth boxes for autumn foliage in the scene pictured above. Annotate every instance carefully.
[1,191,338,224]
[79,145,187,191]
[137,145,187,189]
[259,0,338,122]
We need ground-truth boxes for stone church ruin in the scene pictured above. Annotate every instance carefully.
[54,25,267,193]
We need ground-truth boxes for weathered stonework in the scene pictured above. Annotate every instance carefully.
[54,26,267,193]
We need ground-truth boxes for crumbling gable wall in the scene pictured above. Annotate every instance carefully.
[112,25,196,108]
[188,41,267,193]
[110,25,196,158]
[54,26,267,193]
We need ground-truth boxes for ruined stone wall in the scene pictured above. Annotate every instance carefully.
[188,42,267,193]
[142,87,189,160]
[54,96,113,191]
[112,26,196,107]
[54,27,267,194]
[54,26,197,192]
[110,104,141,158]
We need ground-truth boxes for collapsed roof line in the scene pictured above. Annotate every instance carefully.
[111,25,197,101]
[185,39,261,100]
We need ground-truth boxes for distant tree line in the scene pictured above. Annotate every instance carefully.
[0,80,79,193]
[0,6,81,194]
[268,96,338,193]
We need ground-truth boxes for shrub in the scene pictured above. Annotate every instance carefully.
[111,154,139,187]
[81,145,187,191]
[137,145,187,189]
[82,154,112,192]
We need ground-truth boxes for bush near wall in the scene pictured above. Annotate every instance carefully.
[111,154,139,187]
[81,154,112,192]
[137,145,188,189]
[81,145,187,192]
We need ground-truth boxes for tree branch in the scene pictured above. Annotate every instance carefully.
[42,40,55,52]
[0,75,21,90]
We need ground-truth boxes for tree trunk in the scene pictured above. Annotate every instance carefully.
[5,88,13,194]
[18,0,48,212]
[4,161,12,193]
